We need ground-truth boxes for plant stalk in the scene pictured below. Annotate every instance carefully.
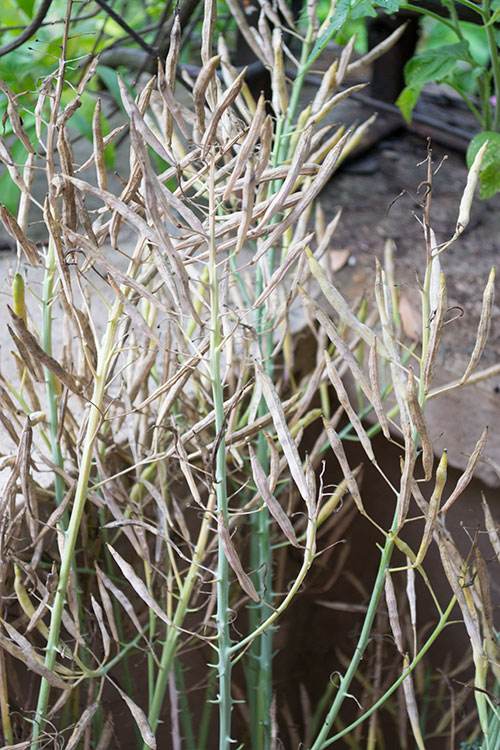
[41,239,66,521]
[209,151,233,749]
[30,296,123,749]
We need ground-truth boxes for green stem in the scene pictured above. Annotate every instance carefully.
[30,296,123,749]
[245,26,317,749]
[41,240,66,522]
[313,596,457,748]
[175,657,196,750]
[484,0,500,131]
[447,82,486,128]
[145,492,216,743]
[281,22,316,159]
[198,672,217,750]
[309,518,397,750]
[207,152,233,750]
[401,3,476,28]
[230,512,316,660]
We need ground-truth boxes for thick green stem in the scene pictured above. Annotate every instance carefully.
[245,27,316,749]
[247,275,274,749]
[231,512,316,661]
[42,241,66,521]
[207,153,233,749]
[30,297,123,749]
[280,22,316,162]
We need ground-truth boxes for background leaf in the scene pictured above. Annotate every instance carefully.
[404,41,469,88]
[396,85,422,123]
[467,131,500,199]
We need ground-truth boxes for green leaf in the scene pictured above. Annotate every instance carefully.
[375,0,400,11]
[466,131,500,199]
[98,66,127,113]
[0,171,20,214]
[404,41,469,88]
[466,131,500,169]
[350,0,378,18]
[395,85,422,123]
[0,0,28,26]
[0,138,29,214]
[478,162,500,199]
[12,0,35,16]
[303,0,352,71]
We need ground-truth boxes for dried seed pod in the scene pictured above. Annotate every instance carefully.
[415,450,447,565]
[308,250,390,359]
[300,287,373,404]
[257,360,314,510]
[310,84,367,127]
[341,115,379,165]
[423,270,447,392]
[406,367,433,481]
[258,123,314,227]
[14,565,49,639]
[223,94,265,201]
[272,27,288,116]
[12,273,27,325]
[375,258,410,433]
[0,622,67,689]
[475,546,494,640]
[311,59,338,114]
[461,267,495,384]
[385,571,403,653]
[8,306,82,397]
[165,7,181,90]
[309,125,345,165]
[255,115,273,182]
[322,416,365,516]
[218,514,259,601]
[397,428,417,529]
[368,340,391,440]
[0,139,27,193]
[402,653,426,750]
[252,234,313,309]
[217,33,254,122]
[335,35,356,87]
[90,595,111,662]
[249,445,299,548]
[457,139,488,234]
[92,98,107,191]
[0,205,40,265]
[0,80,34,154]
[482,493,500,563]
[57,126,77,233]
[76,123,127,173]
[438,536,482,653]
[107,545,174,626]
[201,67,246,156]
[118,75,174,166]
[225,0,269,64]
[65,702,99,750]
[347,23,409,77]
[201,0,217,66]
[258,10,274,68]
[440,426,488,514]
[193,54,221,137]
